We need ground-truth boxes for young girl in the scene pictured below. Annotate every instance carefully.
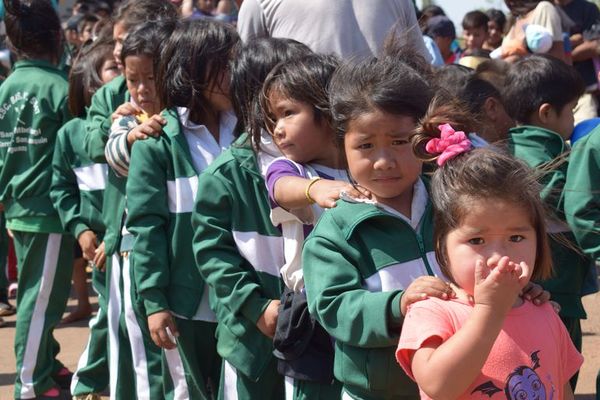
[395,103,582,399]
[191,37,311,400]
[107,19,178,400]
[0,1,73,398]
[50,37,116,400]
[82,2,178,399]
[125,19,238,399]
[260,53,355,399]
[301,53,453,400]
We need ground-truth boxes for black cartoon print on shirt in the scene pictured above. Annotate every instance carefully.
[471,351,556,399]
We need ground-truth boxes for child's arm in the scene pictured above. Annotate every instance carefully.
[125,138,177,349]
[105,110,166,177]
[564,383,575,400]
[273,176,364,209]
[266,158,365,210]
[409,258,526,400]
[193,171,279,337]
[84,83,120,162]
[50,126,98,262]
[565,133,600,263]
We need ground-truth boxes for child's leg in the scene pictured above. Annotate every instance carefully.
[122,252,164,399]
[61,256,92,324]
[71,266,109,396]
[0,213,11,311]
[163,318,221,400]
[218,357,284,400]
[106,253,137,400]
[12,231,74,399]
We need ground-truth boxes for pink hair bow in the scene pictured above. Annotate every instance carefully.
[425,123,473,166]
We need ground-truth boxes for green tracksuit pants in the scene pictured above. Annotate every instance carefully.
[12,231,74,399]
[219,357,284,400]
[0,214,8,295]
[106,252,137,400]
[163,318,221,399]
[70,266,109,396]
[286,378,343,400]
[122,252,164,399]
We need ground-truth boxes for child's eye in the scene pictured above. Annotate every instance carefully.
[392,139,409,146]
[283,110,294,117]
[357,143,373,150]
[510,235,525,242]
[468,238,484,245]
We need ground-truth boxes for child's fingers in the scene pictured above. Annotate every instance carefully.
[474,258,490,284]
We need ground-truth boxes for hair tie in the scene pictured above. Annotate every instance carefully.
[425,123,473,166]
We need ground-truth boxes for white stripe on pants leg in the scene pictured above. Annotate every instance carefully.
[223,360,238,400]
[164,346,190,400]
[284,376,294,400]
[19,233,61,399]
[122,254,151,399]
[108,254,122,399]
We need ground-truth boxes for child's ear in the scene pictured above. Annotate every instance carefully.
[537,103,553,124]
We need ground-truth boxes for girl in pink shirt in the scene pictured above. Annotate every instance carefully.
[395,98,582,400]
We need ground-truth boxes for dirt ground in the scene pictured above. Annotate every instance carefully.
[1,283,598,399]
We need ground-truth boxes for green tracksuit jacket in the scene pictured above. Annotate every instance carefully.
[126,108,208,318]
[51,118,107,239]
[84,75,128,255]
[509,125,590,318]
[192,134,284,381]
[0,59,71,233]
[564,127,600,263]
[302,195,437,400]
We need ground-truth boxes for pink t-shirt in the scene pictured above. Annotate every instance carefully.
[396,298,583,400]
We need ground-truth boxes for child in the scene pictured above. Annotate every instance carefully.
[301,52,454,400]
[192,37,311,400]
[462,10,490,56]
[484,9,506,51]
[49,37,115,400]
[0,0,74,398]
[125,19,238,399]
[396,112,582,399]
[261,54,352,398]
[106,19,177,400]
[504,54,592,389]
[82,1,178,398]
[425,15,459,64]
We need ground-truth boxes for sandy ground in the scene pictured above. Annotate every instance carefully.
[0,283,598,399]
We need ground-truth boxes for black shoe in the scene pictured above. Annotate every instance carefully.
[0,301,16,316]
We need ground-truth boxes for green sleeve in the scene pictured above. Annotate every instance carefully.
[126,138,171,316]
[303,232,403,348]
[192,172,272,324]
[84,85,114,162]
[565,133,600,262]
[50,129,89,239]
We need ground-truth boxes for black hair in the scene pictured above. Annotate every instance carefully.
[157,19,239,124]
[504,0,545,17]
[486,8,507,32]
[121,19,177,76]
[462,10,490,31]
[329,51,433,143]
[261,53,340,141]
[229,37,312,145]
[78,13,99,33]
[433,64,473,94]
[422,5,446,18]
[3,0,62,62]
[503,54,584,124]
[68,38,115,117]
[113,0,177,31]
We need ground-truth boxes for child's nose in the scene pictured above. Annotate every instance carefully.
[373,149,396,169]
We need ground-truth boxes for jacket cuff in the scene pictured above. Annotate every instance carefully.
[72,223,91,241]
[240,293,272,324]
[388,291,404,329]
[141,288,170,316]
